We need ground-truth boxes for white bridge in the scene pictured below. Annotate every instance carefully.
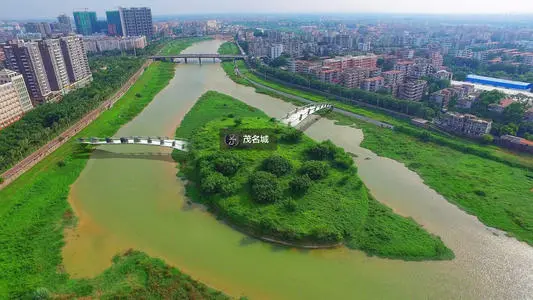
[78,137,188,151]
[280,103,333,127]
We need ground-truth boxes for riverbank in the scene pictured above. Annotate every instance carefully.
[0,61,229,298]
[221,45,533,247]
[172,90,453,260]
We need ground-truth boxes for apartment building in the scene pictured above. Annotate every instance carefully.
[430,52,443,69]
[0,80,24,129]
[2,41,52,104]
[323,54,377,71]
[60,36,92,87]
[382,70,404,86]
[393,59,415,76]
[341,68,370,88]
[0,69,33,112]
[83,36,147,53]
[311,66,340,84]
[430,88,457,109]
[270,44,284,59]
[39,39,70,92]
[399,79,427,101]
[436,112,492,137]
[294,60,321,73]
[119,7,153,39]
[361,76,384,92]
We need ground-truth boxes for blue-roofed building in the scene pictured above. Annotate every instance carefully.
[466,74,533,91]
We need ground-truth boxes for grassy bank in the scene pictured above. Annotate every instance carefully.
[173,91,453,260]
[158,37,212,55]
[222,57,533,246]
[0,62,229,298]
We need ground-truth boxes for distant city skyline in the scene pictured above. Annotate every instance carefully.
[2,0,533,20]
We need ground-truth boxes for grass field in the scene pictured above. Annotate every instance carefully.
[0,62,229,298]
[158,37,212,55]
[173,91,453,260]
[222,55,533,246]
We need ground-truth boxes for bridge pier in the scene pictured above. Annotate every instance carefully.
[199,58,202,65]
[184,58,188,64]
[213,58,216,63]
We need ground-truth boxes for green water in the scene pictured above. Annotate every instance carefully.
[63,39,533,299]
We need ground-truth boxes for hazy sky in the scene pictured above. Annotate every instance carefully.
[2,0,533,20]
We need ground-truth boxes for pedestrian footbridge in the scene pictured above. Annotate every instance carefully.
[78,137,188,151]
[279,103,333,127]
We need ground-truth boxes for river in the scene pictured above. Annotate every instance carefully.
[62,39,533,299]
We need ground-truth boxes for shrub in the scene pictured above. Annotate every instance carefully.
[307,141,337,160]
[234,118,243,126]
[212,153,243,176]
[262,154,292,176]
[333,151,354,169]
[200,171,227,194]
[249,171,282,204]
[57,160,66,167]
[482,134,494,144]
[0,177,4,184]
[280,128,302,143]
[290,175,312,194]
[419,131,432,142]
[284,198,298,212]
[300,161,329,180]
[135,93,142,98]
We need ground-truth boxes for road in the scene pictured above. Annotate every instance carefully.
[0,60,152,190]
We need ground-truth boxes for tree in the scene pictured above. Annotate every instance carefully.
[290,175,312,194]
[213,153,243,176]
[262,154,292,176]
[502,102,525,124]
[249,171,283,204]
[307,141,337,160]
[300,161,329,180]
[482,134,494,144]
[280,128,302,143]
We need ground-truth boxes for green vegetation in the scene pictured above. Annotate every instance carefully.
[0,55,144,174]
[219,49,533,247]
[55,250,229,299]
[0,62,228,298]
[158,37,212,55]
[217,41,240,55]
[173,91,453,260]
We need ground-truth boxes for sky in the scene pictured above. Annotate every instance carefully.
[2,0,533,20]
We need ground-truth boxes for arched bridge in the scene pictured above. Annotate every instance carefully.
[78,137,188,151]
[280,103,333,127]
[151,54,245,64]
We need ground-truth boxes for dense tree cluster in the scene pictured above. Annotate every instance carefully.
[249,171,283,203]
[0,56,144,173]
[261,154,292,176]
[300,161,329,180]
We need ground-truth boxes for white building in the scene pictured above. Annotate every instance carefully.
[270,43,284,59]
[83,36,147,53]
[0,69,33,112]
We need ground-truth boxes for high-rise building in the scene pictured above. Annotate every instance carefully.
[119,7,153,39]
[2,41,52,104]
[73,11,98,36]
[60,36,92,86]
[0,69,33,112]
[0,79,24,129]
[57,14,73,34]
[106,11,123,36]
[270,44,284,59]
[24,22,51,37]
[39,39,70,92]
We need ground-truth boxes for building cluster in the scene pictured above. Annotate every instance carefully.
[73,7,153,39]
[436,112,492,137]
[0,35,91,129]
[83,36,147,53]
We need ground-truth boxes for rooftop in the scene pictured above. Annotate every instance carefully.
[466,74,531,87]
